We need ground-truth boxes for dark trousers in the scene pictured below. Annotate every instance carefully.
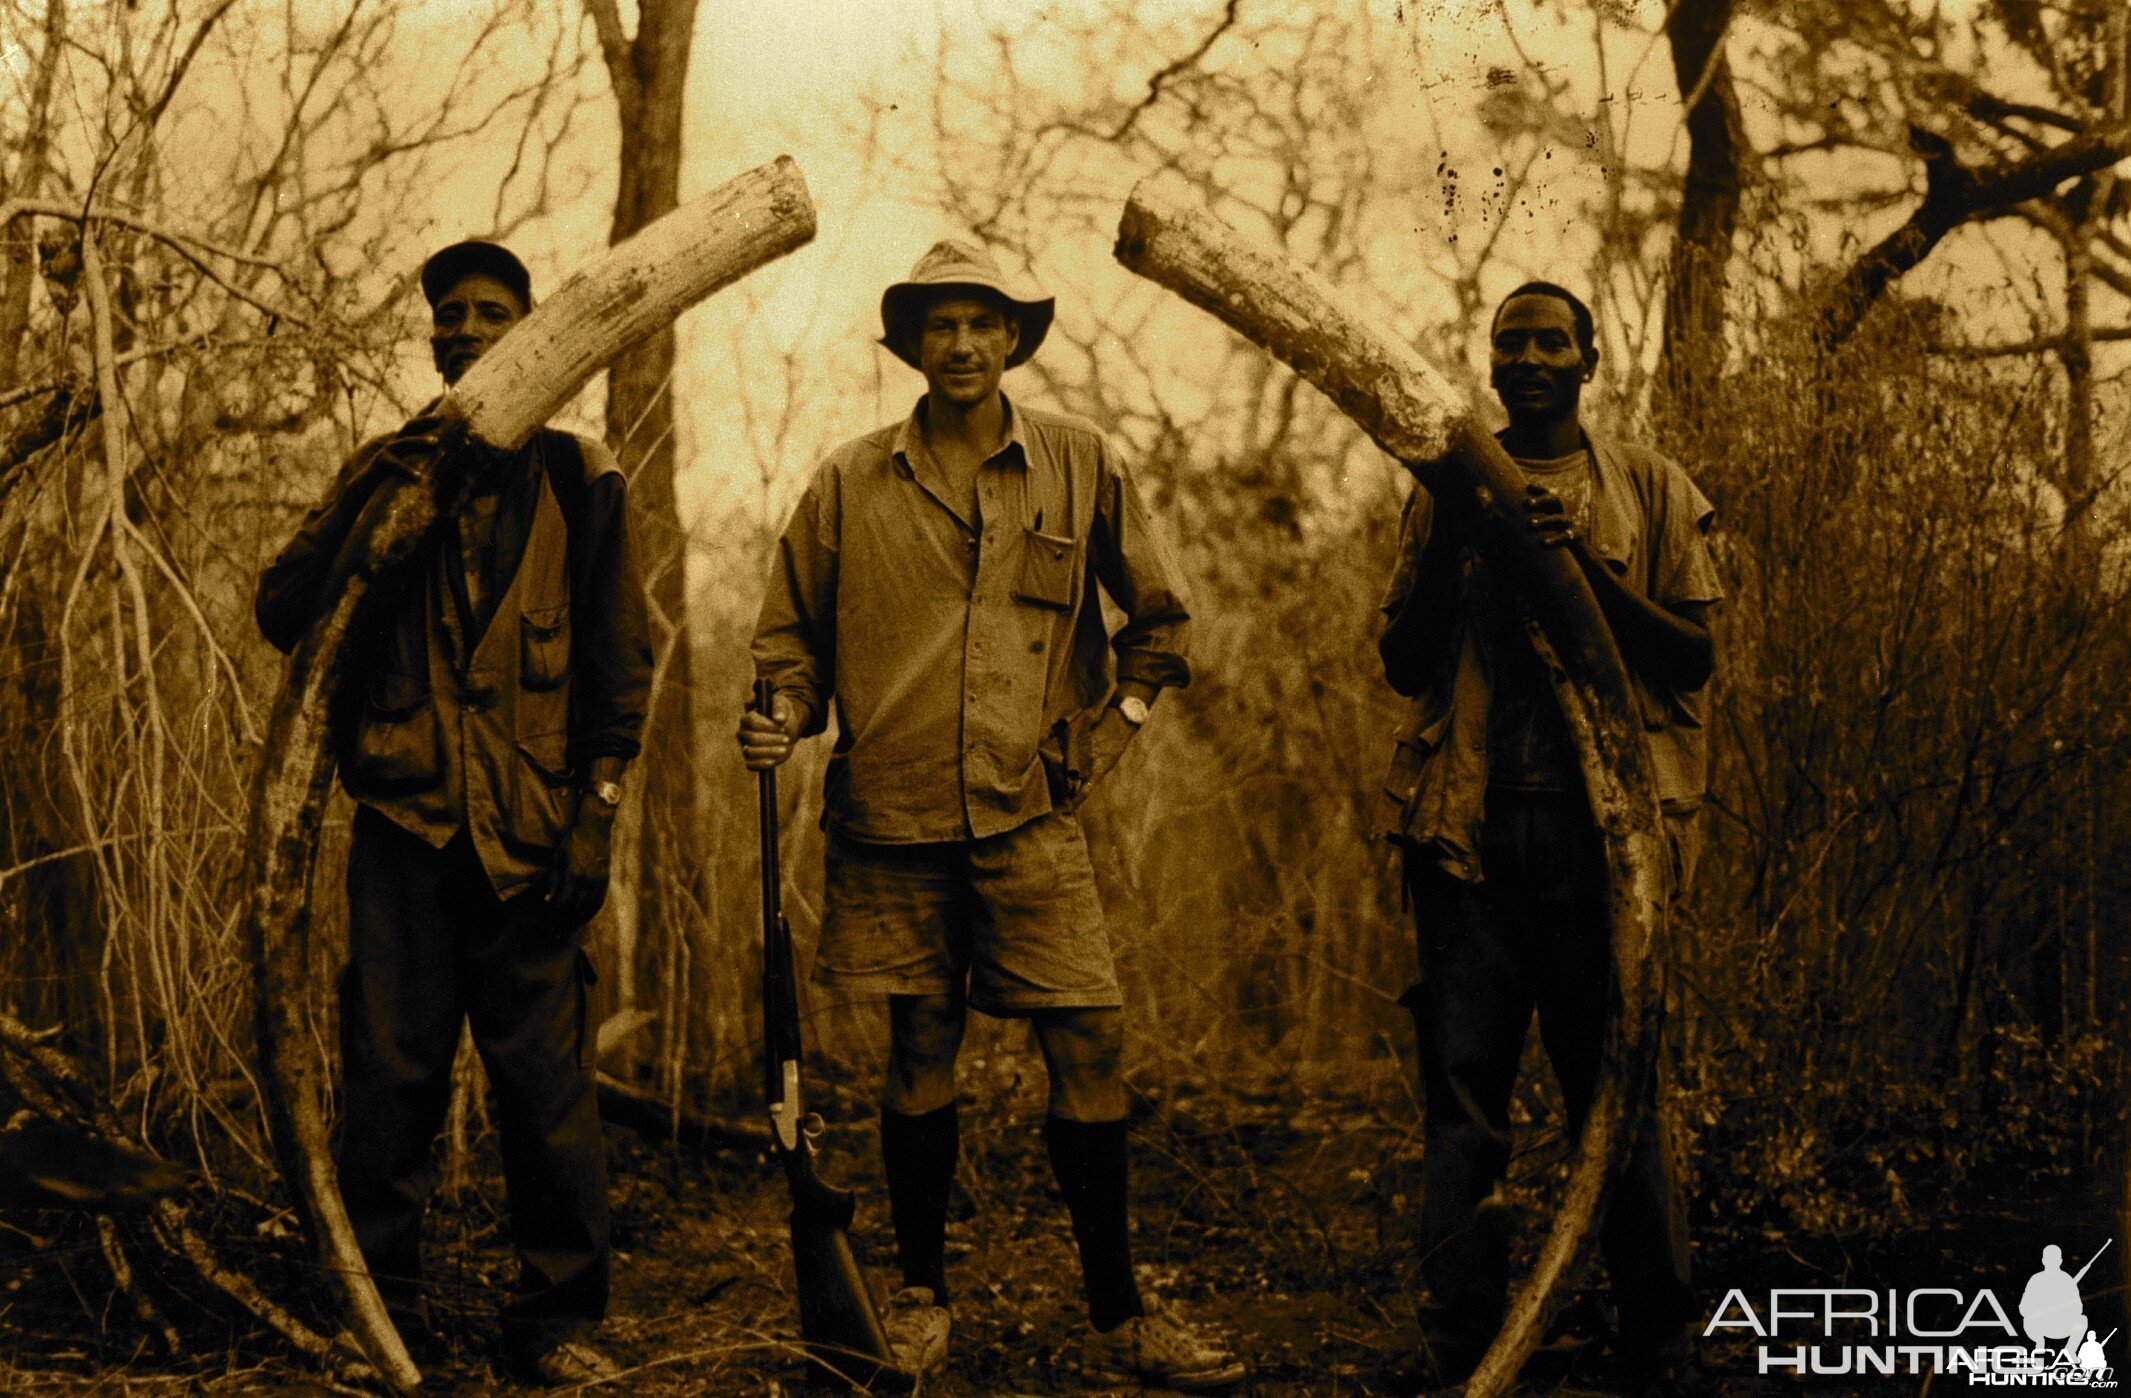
[337,805,608,1357]
[1405,787,1694,1354]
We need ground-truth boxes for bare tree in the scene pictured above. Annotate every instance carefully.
[580,0,705,1046]
[1656,0,1752,427]
[0,0,592,1248]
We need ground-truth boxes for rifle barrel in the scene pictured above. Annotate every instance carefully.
[2072,1237,2113,1288]
[754,679,787,1107]
[754,680,780,928]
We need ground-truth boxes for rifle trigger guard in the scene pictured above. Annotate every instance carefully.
[802,1111,827,1144]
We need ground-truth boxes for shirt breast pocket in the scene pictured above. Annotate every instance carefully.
[1011,528,1078,611]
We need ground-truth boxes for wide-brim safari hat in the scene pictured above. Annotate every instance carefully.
[420,239,534,311]
[879,238,1054,370]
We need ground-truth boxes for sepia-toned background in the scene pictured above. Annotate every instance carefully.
[0,0,2124,1390]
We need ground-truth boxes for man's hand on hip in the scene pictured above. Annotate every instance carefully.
[737,694,804,771]
[1061,701,1145,812]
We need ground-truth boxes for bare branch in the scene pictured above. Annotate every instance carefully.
[1821,123,2131,349]
[0,331,214,411]
[0,197,284,266]
[134,0,240,133]
[1939,324,2131,357]
[1109,0,1243,143]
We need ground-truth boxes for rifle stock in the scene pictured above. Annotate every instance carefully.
[755,681,902,1391]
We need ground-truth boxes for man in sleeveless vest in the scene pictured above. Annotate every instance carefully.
[740,240,1244,1391]
[1377,283,1722,1394]
[255,241,651,1386]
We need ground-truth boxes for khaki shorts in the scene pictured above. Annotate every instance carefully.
[815,809,1121,1016]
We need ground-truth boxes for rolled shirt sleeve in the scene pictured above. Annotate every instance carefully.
[751,465,840,738]
[1089,438,1190,693]
[1653,461,1725,610]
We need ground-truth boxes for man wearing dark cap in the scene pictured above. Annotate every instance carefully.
[1378,282,1719,1394]
[740,239,1244,1391]
[256,240,651,1385]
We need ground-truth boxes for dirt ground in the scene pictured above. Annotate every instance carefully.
[0,1035,2120,1395]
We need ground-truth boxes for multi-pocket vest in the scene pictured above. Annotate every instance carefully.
[337,430,597,898]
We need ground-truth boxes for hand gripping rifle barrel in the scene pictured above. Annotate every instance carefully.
[753,681,903,1391]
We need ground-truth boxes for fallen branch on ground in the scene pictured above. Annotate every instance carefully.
[596,1074,773,1156]
[0,1008,376,1385]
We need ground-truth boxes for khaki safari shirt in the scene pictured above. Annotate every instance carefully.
[1377,430,1723,882]
[753,395,1191,843]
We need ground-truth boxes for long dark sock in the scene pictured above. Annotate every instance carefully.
[880,1102,958,1303]
[1044,1115,1146,1332]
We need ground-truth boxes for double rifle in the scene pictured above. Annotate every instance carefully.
[754,680,902,1390]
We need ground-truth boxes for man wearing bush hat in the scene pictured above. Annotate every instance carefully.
[256,238,651,1386]
[741,238,1244,1391]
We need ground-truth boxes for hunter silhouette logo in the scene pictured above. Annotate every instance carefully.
[1705,1237,2119,1384]
[2022,1243,2106,1358]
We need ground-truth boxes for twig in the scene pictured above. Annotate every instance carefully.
[0,824,239,890]
[0,335,207,412]
[1109,0,1243,143]
[0,197,283,267]
[0,1011,374,1385]
[150,1203,371,1379]
[115,516,262,745]
[97,1217,181,1355]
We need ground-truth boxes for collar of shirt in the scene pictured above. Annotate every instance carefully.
[891,394,1030,527]
[1495,425,1637,575]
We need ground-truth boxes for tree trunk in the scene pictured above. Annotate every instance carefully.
[241,160,813,1391]
[584,0,705,1061]
[1656,0,1748,431]
[0,0,64,386]
[2056,178,2104,518]
[1114,172,1671,1398]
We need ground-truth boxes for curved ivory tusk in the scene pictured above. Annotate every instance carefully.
[240,156,816,1392]
[1113,170,1670,1398]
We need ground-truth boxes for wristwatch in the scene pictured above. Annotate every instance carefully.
[587,779,623,810]
[1114,696,1151,727]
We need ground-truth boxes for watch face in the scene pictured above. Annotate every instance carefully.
[595,781,623,807]
[1118,697,1150,725]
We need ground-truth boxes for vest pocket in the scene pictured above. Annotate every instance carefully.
[351,671,441,791]
[517,727,572,783]
[520,604,570,691]
[1011,528,1078,611]
[1382,703,1451,805]
[514,727,573,850]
